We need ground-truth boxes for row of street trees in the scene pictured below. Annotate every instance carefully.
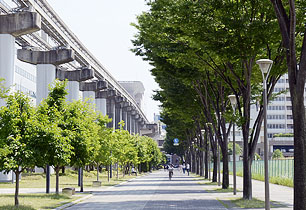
[0,80,163,206]
[132,1,306,209]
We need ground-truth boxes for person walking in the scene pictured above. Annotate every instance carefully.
[186,163,190,176]
[131,166,137,176]
[168,164,174,180]
[182,163,186,174]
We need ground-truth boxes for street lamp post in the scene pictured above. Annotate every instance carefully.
[256,58,273,210]
[228,95,237,195]
[215,112,221,187]
[206,123,212,181]
[201,129,206,177]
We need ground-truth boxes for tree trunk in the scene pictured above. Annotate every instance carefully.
[107,166,110,182]
[192,152,196,173]
[221,145,229,189]
[61,166,65,174]
[80,168,83,192]
[196,154,200,175]
[117,162,119,179]
[204,150,208,179]
[200,151,204,176]
[110,164,112,178]
[14,170,20,206]
[292,87,306,209]
[55,166,60,195]
[97,163,99,181]
[204,136,209,179]
[212,153,218,182]
[243,156,252,200]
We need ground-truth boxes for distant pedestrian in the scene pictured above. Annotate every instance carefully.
[182,163,186,174]
[131,167,137,176]
[186,163,190,176]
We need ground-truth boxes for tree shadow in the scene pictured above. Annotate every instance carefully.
[0,205,35,210]
[64,199,225,210]
[0,194,70,200]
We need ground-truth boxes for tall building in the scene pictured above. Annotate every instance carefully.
[228,74,296,158]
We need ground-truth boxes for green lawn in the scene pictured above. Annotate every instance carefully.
[0,169,138,209]
[0,169,134,189]
[0,193,82,210]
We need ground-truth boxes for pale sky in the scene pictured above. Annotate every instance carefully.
[49,0,160,122]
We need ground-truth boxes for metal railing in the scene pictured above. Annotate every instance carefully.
[228,159,294,179]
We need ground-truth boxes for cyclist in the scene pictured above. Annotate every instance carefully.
[168,164,174,180]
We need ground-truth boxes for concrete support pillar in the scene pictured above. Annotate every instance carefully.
[131,116,135,134]
[103,89,118,130]
[36,64,56,104]
[136,120,141,134]
[115,96,124,129]
[0,34,15,106]
[0,11,41,106]
[122,108,128,130]
[96,98,107,116]
[106,98,116,130]
[80,80,108,110]
[115,104,123,129]
[17,48,74,104]
[57,68,94,102]
[126,112,131,133]
[66,81,80,102]
[95,89,109,116]
[83,91,95,107]
[135,121,139,134]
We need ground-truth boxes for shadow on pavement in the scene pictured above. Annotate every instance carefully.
[117,183,200,187]
[66,199,226,210]
[93,189,208,195]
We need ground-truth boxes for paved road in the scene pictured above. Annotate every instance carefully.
[65,170,227,210]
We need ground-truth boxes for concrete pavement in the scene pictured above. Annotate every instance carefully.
[64,170,227,210]
[228,173,293,210]
[0,170,293,209]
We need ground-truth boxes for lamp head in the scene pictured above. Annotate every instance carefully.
[228,95,237,109]
[256,59,273,74]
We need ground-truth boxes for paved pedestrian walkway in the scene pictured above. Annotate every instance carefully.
[64,170,227,210]
[0,170,294,209]
[231,174,293,209]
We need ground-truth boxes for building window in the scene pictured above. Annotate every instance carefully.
[273,97,285,101]
[158,140,164,147]
[287,115,293,119]
[286,97,291,101]
[268,106,285,110]
[273,88,285,93]
[267,115,285,119]
[286,106,292,110]
[15,84,36,98]
[15,66,36,82]
[268,124,286,129]
[287,124,294,129]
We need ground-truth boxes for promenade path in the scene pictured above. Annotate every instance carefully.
[0,170,293,209]
[64,170,227,210]
[232,174,293,210]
